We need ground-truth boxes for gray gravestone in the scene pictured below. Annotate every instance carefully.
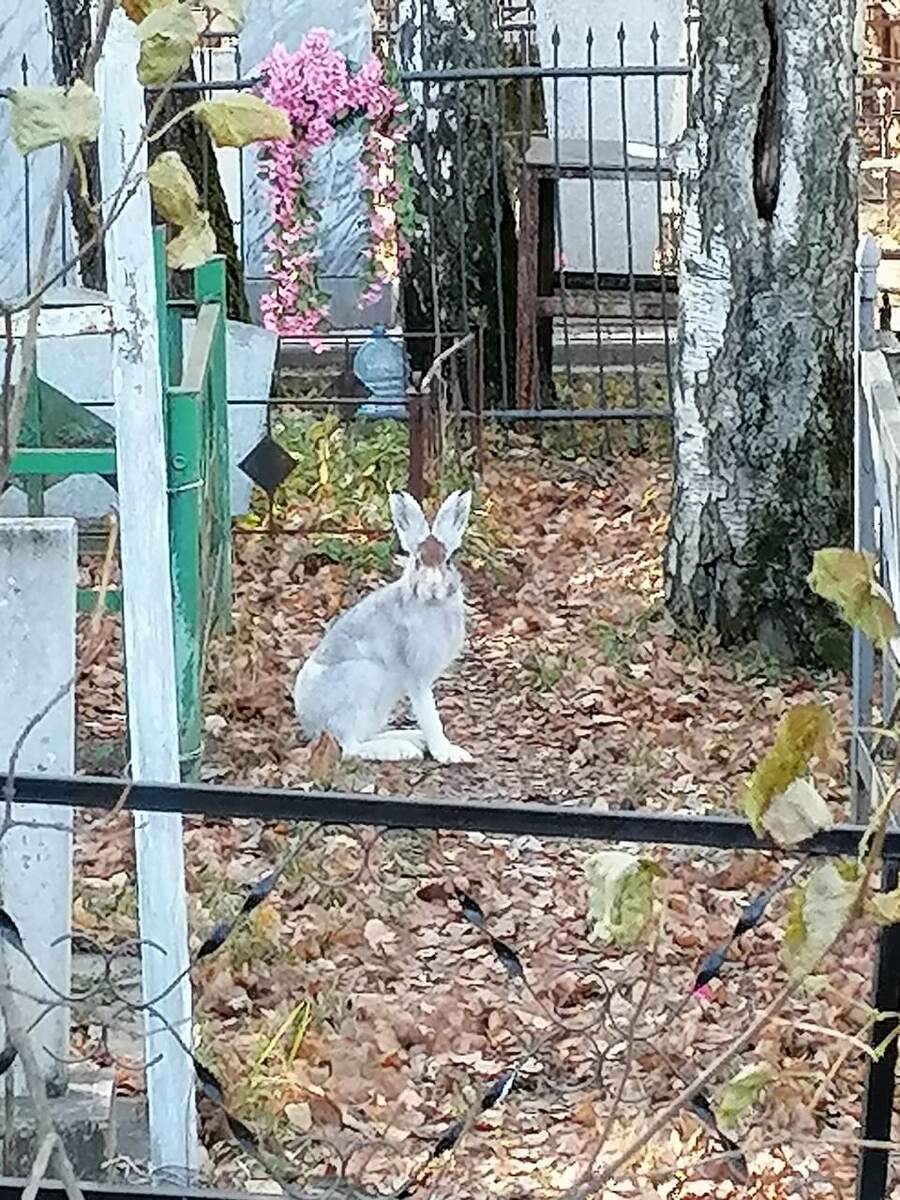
[239,0,394,330]
[0,7,78,303]
[0,517,75,1095]
[534,1,687,275]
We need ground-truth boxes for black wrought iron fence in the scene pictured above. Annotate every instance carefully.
[0,773,896,1199]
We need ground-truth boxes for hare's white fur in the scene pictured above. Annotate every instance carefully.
[293,491,474,764]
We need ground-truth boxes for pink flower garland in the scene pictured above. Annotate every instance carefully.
[256,31,414,345]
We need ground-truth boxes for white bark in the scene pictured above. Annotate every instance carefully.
[666,0,857,660]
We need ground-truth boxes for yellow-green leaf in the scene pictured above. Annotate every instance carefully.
[583,850,662,949]
[208,0,248,27]
[146,151,200,228]
[137,2,198,87]
[809,548,899,649]
[867,886,900,926]
[714,1063,777,1131]
[166,213,216,270]
[780,861,856,980]
[744,703,832,835]
[122,0,175,21]
[761,777,833,848]
[9,81,100,154]
[194,95,291,148]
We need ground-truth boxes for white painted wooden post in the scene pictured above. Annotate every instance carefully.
[0,517,75,1095]
[97,9,198,1178]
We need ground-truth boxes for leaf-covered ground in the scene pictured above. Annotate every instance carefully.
[74,442,891,1198]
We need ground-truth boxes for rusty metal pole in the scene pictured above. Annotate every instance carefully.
[407,388,425,502]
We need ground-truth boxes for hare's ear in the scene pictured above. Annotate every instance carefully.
[431,490,472,555]
[389,491,429,553]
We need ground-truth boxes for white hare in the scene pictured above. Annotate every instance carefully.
[293,490,474,764]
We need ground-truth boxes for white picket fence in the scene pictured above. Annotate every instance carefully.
[852,234,900,820]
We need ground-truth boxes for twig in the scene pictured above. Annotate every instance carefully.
[0,953,84,1200]
[22,1131,57,1200]
[7,54,190,321]
[569,787,899,1197]
[0,132,76,491]
[648,1127,900,1183]
[0,1,185,491]
[592,894,666,1156]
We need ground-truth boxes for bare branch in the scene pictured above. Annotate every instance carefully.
[569,788,898,1197]
[0,953,84,1200]
[22,1131,57,1200]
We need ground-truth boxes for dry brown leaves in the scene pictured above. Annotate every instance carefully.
[70,453,882,1198]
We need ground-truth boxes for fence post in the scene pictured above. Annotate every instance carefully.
[0,517,75,1093]
[407,389,426,501]
[858,234,880,352]
[98,9,198,1178]
[167,378,203,780]
[852,235,879,821]
[192,256,232,630]
[857,860,900,1200]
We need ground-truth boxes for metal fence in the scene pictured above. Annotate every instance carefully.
[854,234,900,817]
[0,771,897,1199]
[6,10,690,424]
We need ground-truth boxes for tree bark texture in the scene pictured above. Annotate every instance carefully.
[148,62,250,323]
[665,0,857,664]
[45,0,105,290]
[398,0,518,406]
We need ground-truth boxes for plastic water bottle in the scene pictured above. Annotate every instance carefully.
[354,326,407,419]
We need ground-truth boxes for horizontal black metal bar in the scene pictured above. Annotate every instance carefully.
[146,63,690,96]
[2,773,896,857]
[403,64,691,82]
[146,77,258,93]
[0,1180,251,1200]
[554,271,679,294]
[459,407,673,422]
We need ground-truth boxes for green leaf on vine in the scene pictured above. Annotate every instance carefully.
[166,213,217,270]
[194,96,291,148]
[714,1063,777,1131]
[809,548,899,649]
[781,862,856,980]
[744,703,831,837]
[583,850,662,949]
[208,0,248,27]
[147,151,200,228]
[10,81,100,155]
[760,777,833,848]
[137,2,198,87]
[122,0,176,22]
[867,885,900,926]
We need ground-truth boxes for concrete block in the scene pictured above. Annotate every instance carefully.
[0,517,76,1095]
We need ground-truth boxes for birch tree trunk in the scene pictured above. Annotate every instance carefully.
[664,0,858,664]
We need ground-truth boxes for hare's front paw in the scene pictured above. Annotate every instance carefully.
[430,740,474,765]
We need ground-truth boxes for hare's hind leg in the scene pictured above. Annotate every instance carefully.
[343,732,424,761]
[376,729,428,751]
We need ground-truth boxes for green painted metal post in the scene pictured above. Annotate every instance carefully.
[192,256,232,631]
[166,380,203,779]
[156,232,203,778]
